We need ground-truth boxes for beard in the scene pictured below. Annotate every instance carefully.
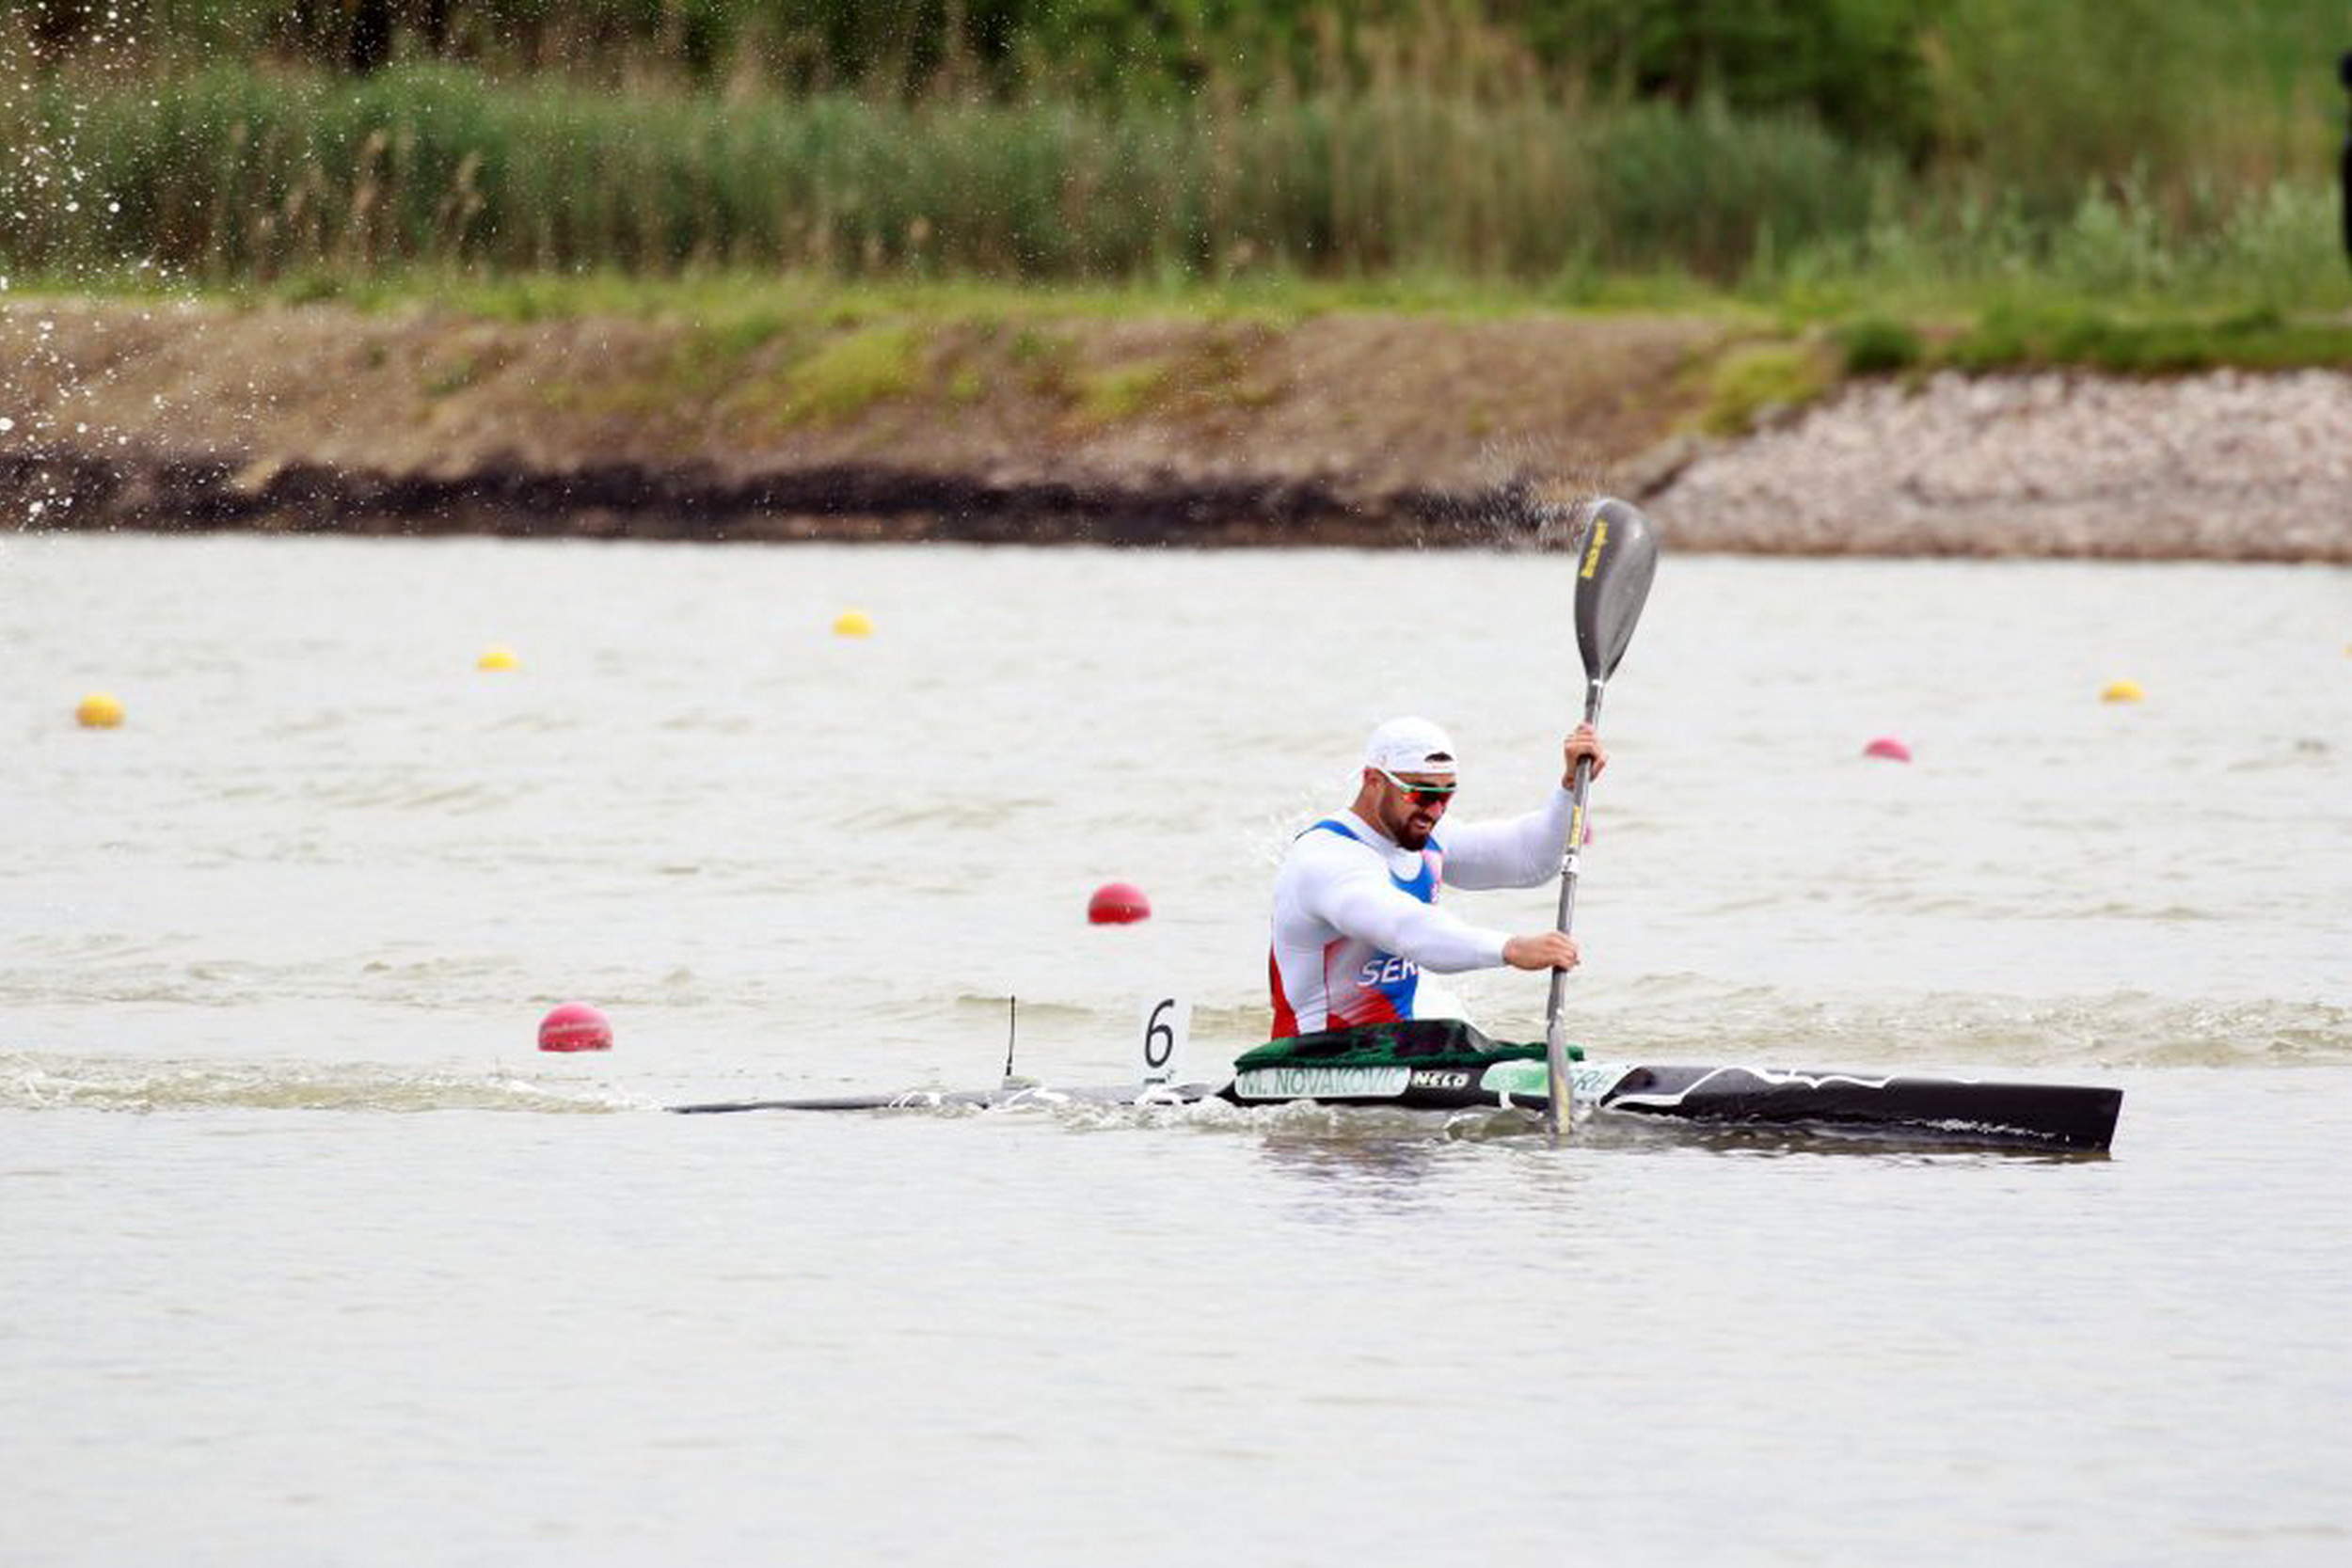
[1389,811,1438,851]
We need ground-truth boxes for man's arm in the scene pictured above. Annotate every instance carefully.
[1313,859,1508,973]
[1438,789,1576,890]
[1438,725,1608,890]
[1308,848,1581,976]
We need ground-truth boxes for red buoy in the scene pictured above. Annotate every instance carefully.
[1087,882,1152,925]
[1863,736,1913,763]
[538,1002,613,1053]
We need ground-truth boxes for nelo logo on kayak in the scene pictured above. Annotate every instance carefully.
[1407,1069,1471,1090]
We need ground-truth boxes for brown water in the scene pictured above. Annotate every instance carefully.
[5,534,2349,1565]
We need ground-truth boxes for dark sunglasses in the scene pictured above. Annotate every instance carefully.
[1376,768,1457,804]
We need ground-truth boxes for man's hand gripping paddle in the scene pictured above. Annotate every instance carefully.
[1543,498,1661,1137]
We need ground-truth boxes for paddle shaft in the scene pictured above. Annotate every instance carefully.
[1542,675,1606,1133]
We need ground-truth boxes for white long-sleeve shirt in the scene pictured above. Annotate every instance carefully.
[1266,788,1576,1037]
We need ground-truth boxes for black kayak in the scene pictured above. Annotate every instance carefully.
[670,1020,2123,1152]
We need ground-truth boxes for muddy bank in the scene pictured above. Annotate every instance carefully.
[0,449,1476,547]
[2,298,2345,559]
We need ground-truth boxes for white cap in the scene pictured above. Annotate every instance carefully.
[1364,715,1458,776]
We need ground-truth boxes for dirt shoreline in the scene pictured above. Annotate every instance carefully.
[4,299,2346,560]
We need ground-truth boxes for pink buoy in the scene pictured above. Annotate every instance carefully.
[1088,881,1152,925]
[1863,736,1913,763]
[538,1001,613,1053]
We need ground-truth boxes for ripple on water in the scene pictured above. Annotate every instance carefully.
[1574,981,2352,1069]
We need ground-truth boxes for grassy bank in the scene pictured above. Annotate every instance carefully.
[13,266,2343,460]
[7,293,2344,559]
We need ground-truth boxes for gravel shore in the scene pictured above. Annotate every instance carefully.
[1654,370,2352,562]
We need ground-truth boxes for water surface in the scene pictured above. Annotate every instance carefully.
[5,536,2348,1565]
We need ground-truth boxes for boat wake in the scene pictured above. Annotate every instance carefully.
[0,1052,635,1115]
[790,1087,2090,1159]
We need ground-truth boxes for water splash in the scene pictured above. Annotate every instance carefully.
[1,9,197,528]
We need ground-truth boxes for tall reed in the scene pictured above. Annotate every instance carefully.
[2,56,2340,308]
[0,61,1904,283]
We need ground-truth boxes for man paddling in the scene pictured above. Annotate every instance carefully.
[1267,715,1607,1038]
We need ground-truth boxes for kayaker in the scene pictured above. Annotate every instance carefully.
[1267,715,1607,1037]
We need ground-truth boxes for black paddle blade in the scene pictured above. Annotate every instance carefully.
[1572,497,1661,682]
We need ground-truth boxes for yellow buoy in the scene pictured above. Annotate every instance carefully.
[2101,679,2145,704]
[477,644,520,672]
[833,610,873,637]
[75,691,124,728]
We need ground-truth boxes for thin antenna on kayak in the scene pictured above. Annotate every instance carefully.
[1002,996,1018,1084]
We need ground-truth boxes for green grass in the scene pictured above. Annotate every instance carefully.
[17,244,2345,378]
[1942,305,2352,374]
[417,354,485,398]
[749,321,924,426]
[1836,318,1926,375]
[19,255,2343,392]
[1073,358,1175,422]
[1700,342,1838,435]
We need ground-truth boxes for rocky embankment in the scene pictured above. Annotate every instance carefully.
[1660,370,2351,561]
[3,298,2346,560]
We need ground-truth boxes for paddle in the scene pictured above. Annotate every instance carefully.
[1542,497,1661,1136]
